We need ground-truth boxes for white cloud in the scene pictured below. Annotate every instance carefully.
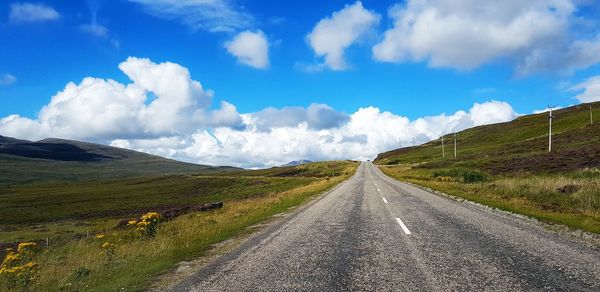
[128,0,253,33]
[469,101,516,126]
[571,76,600,103]
[0,57,518,168]
[307,1,380,70]
[9,2,60,23]
[250,103,349,131]
[105,101,516,168]
[0,57,242,141]
[372,0,600,74]
[225,30,269,69]
[80,24,109,38]
[0,74,17,85]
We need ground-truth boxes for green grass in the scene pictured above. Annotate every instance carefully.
[0,153,238,187]
[0,161,359,291]
[0,175,312,226]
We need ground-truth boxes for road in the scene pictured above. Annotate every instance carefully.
[171,162,600,291]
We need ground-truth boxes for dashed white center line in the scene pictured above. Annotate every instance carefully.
[395,218,412,235]
[376,187,381,192]
[382,197,388,204]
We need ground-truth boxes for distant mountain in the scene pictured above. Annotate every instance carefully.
[0,135,29,145]
[282,160,312,167]
[0,135,240,186]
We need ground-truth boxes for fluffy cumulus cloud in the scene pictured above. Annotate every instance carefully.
[0,57,242,141]
[0,57,519,168]
[0,74,17,85]
[372,0,600,75]
[250,104,349,131]
[108,100,517,168]
[225,30,269,69]
[571,76,600,103]
[9,2,60,23]
[307,1,380,70]
[128,0,253,33]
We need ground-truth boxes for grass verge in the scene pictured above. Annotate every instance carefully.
[379,165,600,234]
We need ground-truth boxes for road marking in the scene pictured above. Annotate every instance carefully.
[395,218,412,235]
[382,197,388,204]
[376,187,381,192]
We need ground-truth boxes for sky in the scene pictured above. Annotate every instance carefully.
[1,0,600,168]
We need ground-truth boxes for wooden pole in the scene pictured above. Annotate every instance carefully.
[549,108,553,152]
[454,133,457,158]
[442,135,445,158]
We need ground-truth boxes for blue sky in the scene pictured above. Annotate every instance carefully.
[1,1,600,167]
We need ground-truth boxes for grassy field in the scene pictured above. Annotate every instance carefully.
[0,161,358,291]
[374,102,600,234]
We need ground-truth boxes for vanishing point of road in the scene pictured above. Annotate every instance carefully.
[172,162,600,291]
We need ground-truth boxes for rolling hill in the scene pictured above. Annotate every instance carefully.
[374,101,600,173]
[0,136,239,186]
[282,160,313,166]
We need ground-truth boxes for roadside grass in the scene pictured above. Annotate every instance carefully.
[380,166,600,233]
[0,161,358,290]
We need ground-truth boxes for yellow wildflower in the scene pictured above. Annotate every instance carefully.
[3,252,20,263]
[95,234,105,239]
[23,262,37,269]
[17,242,37,253]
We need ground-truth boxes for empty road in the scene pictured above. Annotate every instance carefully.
[172,162,600,291]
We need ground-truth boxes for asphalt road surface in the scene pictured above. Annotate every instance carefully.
[172,162,600,291]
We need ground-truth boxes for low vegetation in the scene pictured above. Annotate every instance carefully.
[380,166,600,233]
[375,102,600,234]
[0,161,358,290]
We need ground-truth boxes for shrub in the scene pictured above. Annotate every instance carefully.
[71,267,91,279]
[432,168,489,183]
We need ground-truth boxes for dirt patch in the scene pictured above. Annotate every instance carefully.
[557,184,581,194]
[114,202,223,229]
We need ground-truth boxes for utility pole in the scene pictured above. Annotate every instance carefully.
[548,106,555,152]
[454,132,457,158]
[441,135,445,158]
[590,104,593,125]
